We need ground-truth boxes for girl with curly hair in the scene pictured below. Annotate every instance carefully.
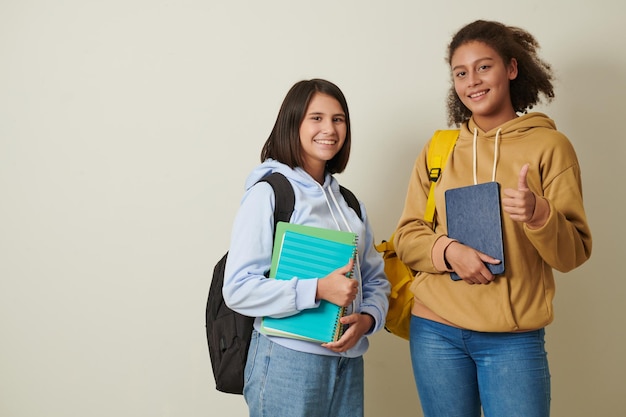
[395,20,592,417]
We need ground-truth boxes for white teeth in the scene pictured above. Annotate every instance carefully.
[470,91,487,98]
[315,139,336,145]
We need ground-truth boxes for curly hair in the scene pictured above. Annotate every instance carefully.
[446,20,555,126]
[260,79,351,174]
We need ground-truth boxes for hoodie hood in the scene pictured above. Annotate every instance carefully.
[458,112,558,185]
[464,112,557,139]
[245,158,339,195]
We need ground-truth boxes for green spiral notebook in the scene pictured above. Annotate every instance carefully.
[260,222,358,343]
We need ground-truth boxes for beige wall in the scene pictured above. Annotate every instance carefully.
[1,1,624,416]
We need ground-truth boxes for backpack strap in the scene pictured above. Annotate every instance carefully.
[257,172,295,225]
[259,172,362,223]
[339,185,363,220]
[424,129,459,222]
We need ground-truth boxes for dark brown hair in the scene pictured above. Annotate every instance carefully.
[446,20,555,126]
[260,79,351,174]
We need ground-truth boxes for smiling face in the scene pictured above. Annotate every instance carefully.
[451,41,519,131]
[298,92,347,183]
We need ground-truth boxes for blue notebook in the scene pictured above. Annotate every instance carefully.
[260,222,357,343]
[445,182,505,281]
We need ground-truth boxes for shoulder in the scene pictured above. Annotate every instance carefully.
[533,128,579,163]
[241,180,276,209]
[329,176,364,217]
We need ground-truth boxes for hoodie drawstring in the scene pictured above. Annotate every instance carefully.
[324,185,364,308]
[472,127,501,184]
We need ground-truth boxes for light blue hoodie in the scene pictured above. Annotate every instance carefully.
[223,159,390,357]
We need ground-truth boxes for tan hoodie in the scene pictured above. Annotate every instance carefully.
[395,113,592,332]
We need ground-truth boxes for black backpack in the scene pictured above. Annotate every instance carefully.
[206,172,361,394]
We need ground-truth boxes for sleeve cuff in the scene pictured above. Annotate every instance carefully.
[526,196,550,230]
[432,236,457,272]
[295,278,321,310]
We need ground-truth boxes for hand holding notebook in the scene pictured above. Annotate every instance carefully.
[445,182,505,281]
[316,258,358,307]
[261,222,358,343]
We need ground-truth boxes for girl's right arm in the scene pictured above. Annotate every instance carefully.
[394,146,452,274]
[223,183,320,318]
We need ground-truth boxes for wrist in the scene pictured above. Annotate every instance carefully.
[433,236,458,272]
[442,240,458,272]
[526,196,550,229]
[360,312,375,332]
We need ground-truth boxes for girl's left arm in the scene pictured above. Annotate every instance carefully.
[356,211,391,334]
[526,160,592,273]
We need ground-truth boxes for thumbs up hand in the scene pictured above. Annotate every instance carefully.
[502,163,538,223]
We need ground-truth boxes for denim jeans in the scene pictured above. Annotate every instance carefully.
[410,316,551,417]
[243,331,364,417]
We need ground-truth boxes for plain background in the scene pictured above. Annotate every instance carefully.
[1,1,624,416]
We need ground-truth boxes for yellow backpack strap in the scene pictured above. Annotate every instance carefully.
[424,129,459,222]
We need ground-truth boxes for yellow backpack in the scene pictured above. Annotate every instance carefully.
[376,130,459,340]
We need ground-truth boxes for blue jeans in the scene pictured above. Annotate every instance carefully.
[243,331,364,417]
[410,316,551,417]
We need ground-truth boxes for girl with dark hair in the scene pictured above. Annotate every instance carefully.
[223,78,389,417]
[395,20,592,417]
